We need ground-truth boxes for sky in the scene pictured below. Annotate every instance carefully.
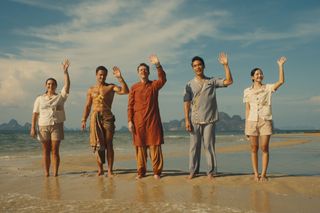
[0,0,319,130]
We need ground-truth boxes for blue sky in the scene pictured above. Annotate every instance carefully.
[0,0,319,130]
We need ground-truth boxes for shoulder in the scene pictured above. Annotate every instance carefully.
[101,83,115,88]
[34,95,42,101]
[265,84,275,92]
[265,84,274,89]
[209,76,223,82]
[243,87,251,92]
[185,79,194,86]
[243,87,253,96]
[86,86,96,95]
[88,86,95,91]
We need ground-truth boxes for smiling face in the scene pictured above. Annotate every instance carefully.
[45,78,57,93]
[251,69,264,83]
[138,65,149,81]
[192,60,205,77]
[96,69,107,84]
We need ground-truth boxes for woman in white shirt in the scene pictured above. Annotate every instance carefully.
[30,59,70,177]
[243,56,286,182]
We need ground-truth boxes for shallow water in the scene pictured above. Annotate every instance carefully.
[1,131,320,213]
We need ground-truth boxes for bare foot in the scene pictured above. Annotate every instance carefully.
[260,176,268,182]
[253,175,260,182]
[208,174,215,180]
[154,175,160,180]
[187,173,195,179]
[97,170,104,176]
[135,174,144,180]
[107,171,114,178]
[53,173,59,177]
[45,173,50,177]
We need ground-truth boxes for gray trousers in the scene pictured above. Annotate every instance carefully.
[189,122,217,175]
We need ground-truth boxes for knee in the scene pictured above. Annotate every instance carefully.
[261,145,269,153]
[51,148,60,156]
[251,145,259,153]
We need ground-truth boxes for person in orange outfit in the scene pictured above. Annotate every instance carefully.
[128,54,167,180]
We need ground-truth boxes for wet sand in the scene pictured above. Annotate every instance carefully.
[1,133,319,213]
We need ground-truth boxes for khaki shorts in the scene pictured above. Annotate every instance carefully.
[245,118,273,136]
[39,123,64,141]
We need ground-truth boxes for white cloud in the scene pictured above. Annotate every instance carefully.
[1,0,228,109]
[0,58,57,107]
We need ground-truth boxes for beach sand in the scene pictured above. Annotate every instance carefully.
[1,133,319,212]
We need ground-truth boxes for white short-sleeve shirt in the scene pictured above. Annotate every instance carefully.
[33,86,68,126]
[243,84,275,121]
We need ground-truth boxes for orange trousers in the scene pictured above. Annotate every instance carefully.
[135,145,163,176]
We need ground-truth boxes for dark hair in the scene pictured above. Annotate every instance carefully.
[96,66,108,75]
[137,63,150,74]
[250,68,263,82]
[191,56,205,68]
[45,78,57,86]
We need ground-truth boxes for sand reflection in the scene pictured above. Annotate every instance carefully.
[42,177,61,200]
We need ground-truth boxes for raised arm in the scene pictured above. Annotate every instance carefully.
[150,54,167,88]
[81,88,93,130]
[218,52,233,86]
[62,59,71,94]
[273,56,286,91]
[112,66,129,95]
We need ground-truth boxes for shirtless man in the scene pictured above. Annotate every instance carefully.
[81,65,129,176]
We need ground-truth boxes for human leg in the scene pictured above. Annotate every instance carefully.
[249,136,260,181]
[189,124,202,179]
[105,130,115,177]
[260,135,271,181]
[51,140,61,177]
[149,145,163,179]
[135,146,147,179]
[202,123,217,178]
[41,141,51,177]
[50,123,64,177]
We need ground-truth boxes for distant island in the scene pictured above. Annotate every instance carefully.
[0,112,245,132]
[162,112,245,132]
[0,119,31,131]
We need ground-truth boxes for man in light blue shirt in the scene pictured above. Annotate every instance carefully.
[183,53,233,179]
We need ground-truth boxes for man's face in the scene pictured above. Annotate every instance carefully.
[96,70,107,83]
[138,65,149,80]
[192,60,204,76]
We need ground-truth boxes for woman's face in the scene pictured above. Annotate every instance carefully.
[252,69,264,83]
[45,80,57,92]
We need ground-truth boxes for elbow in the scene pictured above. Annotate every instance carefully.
[122,89,130,95]
[163,78,167,84]
[278,80,285,87]
[225,79,233,86]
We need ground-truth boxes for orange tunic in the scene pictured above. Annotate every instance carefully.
[128,66,167,147]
